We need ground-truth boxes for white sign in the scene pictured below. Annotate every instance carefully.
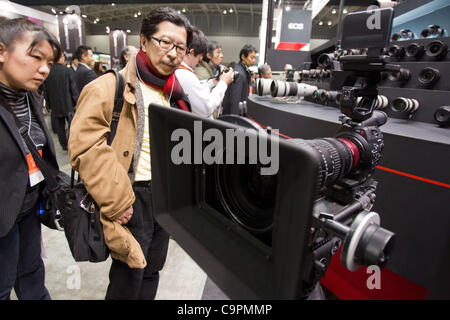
[288,23,305,30]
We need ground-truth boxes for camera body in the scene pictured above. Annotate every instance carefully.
[214,64,240,83]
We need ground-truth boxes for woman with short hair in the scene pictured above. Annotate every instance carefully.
[0,18,62,300]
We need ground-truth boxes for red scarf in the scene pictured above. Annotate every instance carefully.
[135,49,190,112]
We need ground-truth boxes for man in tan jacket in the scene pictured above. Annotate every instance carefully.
[68,7,192,299]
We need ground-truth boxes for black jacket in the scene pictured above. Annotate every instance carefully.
[0,93,59,237]
[222,61,251,115]
[75,63,97,95]
[44,63,79,117]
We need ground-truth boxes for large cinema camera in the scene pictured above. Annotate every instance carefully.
[148,8,396,299]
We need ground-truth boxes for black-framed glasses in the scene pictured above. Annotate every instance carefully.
[151,36,187,55]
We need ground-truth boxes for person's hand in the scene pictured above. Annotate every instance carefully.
[220,67,234,86]
[114,206,133,225]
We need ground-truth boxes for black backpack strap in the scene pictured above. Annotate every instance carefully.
[105,69,125,146]
[71,69,125,186]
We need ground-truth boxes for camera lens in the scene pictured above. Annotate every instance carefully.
[405,43,424,59]
[425,40,448,59]
[391,33,401,41]
[421,25,445,38]
[391,97,419,113]
[335,92,342,105]
[418,67,440,87]
[434,106,450,126]
[302,70,310,79]
[256,78,272,96]
[400,29,415,40]
[391,98,409,112]
[270,80,287,97]
[389,68,411,82]
[374,95,388,110]
[318,53,335,69]
[216,161,278,233]
[271,81,316,98]
[217,137,356,233]
[312,90,321,101]
[421,28,430,38]
[289,138,358,192]
[320,90,330,102]
[287,82,298,96]
[388,45,405,58]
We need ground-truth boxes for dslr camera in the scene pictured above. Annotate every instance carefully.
[213,64,240,83]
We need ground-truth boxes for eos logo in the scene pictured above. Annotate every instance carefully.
[288,23,304,30]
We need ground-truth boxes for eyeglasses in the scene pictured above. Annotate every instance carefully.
[151,36,187,55]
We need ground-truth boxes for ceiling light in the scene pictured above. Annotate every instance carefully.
[111,3,115,6]
[106,26,110,33]
[138,11,141,16]
[126,29,131,33]
[94,21,97,24]
[223,10,227,14]
[182,8,186,13]
[319,21,323,26]
[134,13,138,18]
[51,8,56,14]
[332,9,337,14]
[59,11,63,15]
[82,14,87,18]
[343,9,348,14]
[286,6,291,11]
[229,8,233,13]
[327,21,332,26]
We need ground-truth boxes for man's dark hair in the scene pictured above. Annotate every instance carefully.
[239,44,257,61]
[75,45,92,61]
[258,64,270,77]
[0,18,62,63]
[203,40,221,63]
[188,27,207,57]
[120,46,131,69]
[141,7,192,47]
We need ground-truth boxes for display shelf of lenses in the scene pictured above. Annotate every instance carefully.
[375,33,450,126]
[294,32,450,127]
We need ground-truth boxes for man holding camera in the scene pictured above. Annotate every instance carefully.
[222,44,257,115]
[175,28,234,118]
[69,7,192,300]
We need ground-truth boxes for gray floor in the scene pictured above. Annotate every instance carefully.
[12,115,228,300]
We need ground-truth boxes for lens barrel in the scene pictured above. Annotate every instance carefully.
[270,80,317,98]
[425,40,448,60]
[405,43,424,59]
[418,67,440,87]
[256,78,273,96]
[389,68,411,82]
[388,45,405,58]
[421,25,445,38]
[390,97,419,113]
[434,106,450,126]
